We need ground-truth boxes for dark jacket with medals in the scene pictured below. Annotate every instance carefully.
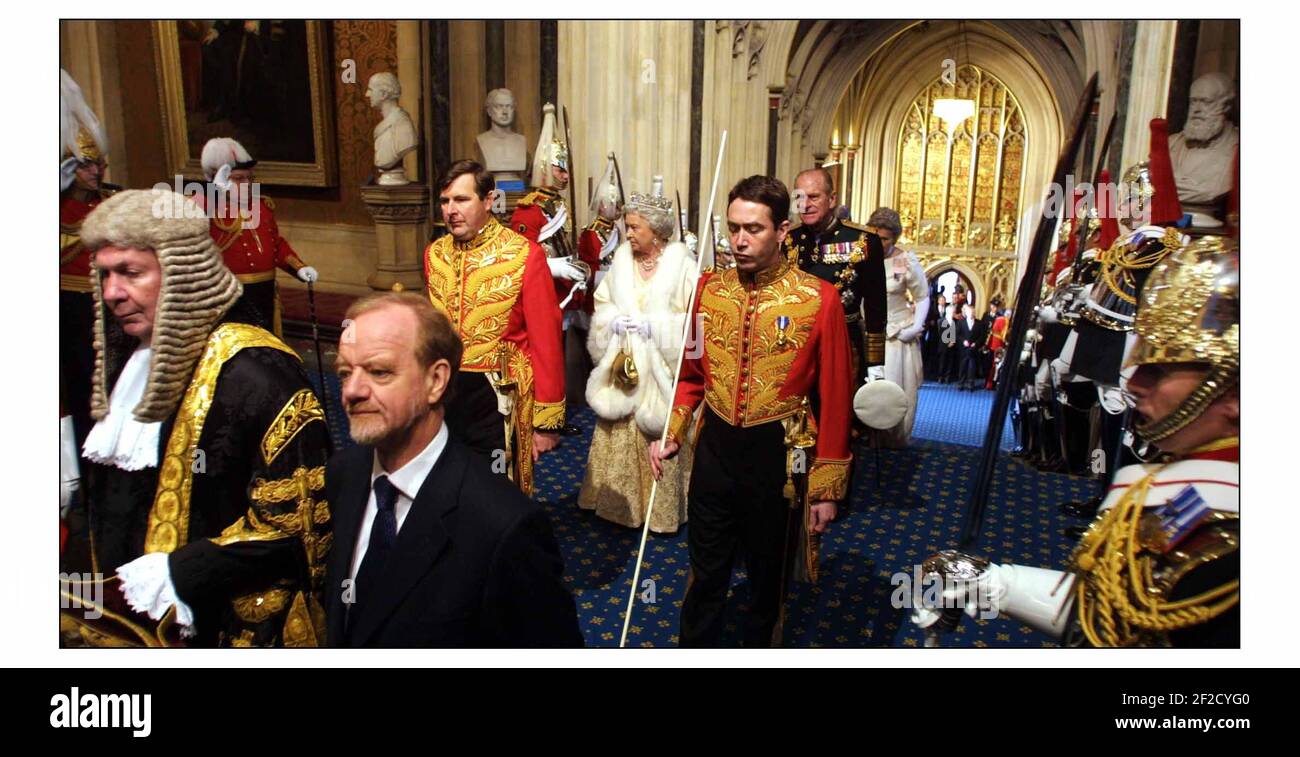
[784,217,887,379]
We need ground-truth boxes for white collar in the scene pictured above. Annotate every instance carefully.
[82,347,163,471]
[370,422,449,502]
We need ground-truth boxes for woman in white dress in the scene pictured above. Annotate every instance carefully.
[578,179,698,533]
[867,207,930,447]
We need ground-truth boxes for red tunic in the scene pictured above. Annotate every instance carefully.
[60,191,111,292]
[202,195,306,282]
[423,216,566,494]
[666,259,854,501]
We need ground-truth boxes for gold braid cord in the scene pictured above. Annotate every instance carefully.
[1071,473,1239,647]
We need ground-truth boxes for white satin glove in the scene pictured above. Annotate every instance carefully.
[547,257,586,282]
[898,324,923,343]
[866,365,885,382]
[635,319,652,339]
[612,315,637,336]
[296,266,319,283]
[60,157,79,193]
[911,562,1075,640]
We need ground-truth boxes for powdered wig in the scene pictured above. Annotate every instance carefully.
[82,189,243,422]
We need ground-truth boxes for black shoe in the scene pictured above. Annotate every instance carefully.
[560,423,582,437]
[1059,495,1103,519]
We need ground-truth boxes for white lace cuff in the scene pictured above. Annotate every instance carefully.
[117,553,197,638]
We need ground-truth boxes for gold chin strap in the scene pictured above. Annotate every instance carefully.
[1135,366,1236,443]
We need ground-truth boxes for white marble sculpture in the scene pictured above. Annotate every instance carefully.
[1168,72,1238,227]
[475,88,528,183]
[368,72,418,186]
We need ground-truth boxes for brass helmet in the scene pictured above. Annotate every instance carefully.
[1118,161,1154,230]
[1126,235,1239,443]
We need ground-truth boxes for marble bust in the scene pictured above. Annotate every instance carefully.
[1168,72,1238,227]
[475,88,528,184]
[368,72,418,186]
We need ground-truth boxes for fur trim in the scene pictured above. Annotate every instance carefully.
[585,240,697,436]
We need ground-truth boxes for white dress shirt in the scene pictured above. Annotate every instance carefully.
[348,423,449,585]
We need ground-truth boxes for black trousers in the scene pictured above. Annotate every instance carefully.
[444,371,507,461]
[958,345,981,385]
[680,412,790,648]
[238,279,276,334]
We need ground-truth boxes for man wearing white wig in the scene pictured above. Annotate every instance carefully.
[59,189,333,648]
[199,137,318,336]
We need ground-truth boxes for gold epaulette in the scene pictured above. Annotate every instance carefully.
[520,187,560,208]
[584,216,613,234]
[841,220,871,232]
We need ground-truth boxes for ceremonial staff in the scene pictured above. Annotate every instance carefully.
[958,74,1098,548]
[619,131,728,648]
[562,105,579,251]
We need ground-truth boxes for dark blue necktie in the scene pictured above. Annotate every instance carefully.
[349,475,399,630]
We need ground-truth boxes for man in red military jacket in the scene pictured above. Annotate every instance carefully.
[426,160,566,497]
[199,137,317,336]
[650,175,854,647]
[511,104,596,428]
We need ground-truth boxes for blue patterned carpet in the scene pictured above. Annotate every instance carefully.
[912,381,1017,451]
[297,343,1090,648]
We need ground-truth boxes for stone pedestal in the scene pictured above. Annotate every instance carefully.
[362,182,429,292]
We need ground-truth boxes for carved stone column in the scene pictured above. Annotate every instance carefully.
[362,182,429,292]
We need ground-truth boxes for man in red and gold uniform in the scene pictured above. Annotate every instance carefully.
[650,175,854,647]
[61,69,118,449]
[425,160,566,496]
[510,105,592,429]
[200,137,317,336]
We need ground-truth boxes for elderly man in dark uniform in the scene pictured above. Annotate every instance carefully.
[784,167,887,383]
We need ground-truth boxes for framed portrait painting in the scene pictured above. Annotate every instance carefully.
[151,20,338,187]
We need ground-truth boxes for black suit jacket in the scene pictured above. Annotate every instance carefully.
[323,437,583,648]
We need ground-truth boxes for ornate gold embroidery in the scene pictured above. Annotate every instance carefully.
[748,274,820,416]
[145,323,299,554]
[249,466,326,504]
[282,590,326,648]
[425,217,530,371]
[808,458,852,501]
[232,589,292,623]
[261,390,326,466]
[533,400,565,431]
[698,266,822,427]
[667,406,694,446]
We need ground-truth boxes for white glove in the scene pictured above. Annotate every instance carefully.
[866,365,885,382]
[60,157,79,193]
[911,562,1075,639]
[547,257,586,282]
[612,315,637,335]
[1040,305,1059,324]
[296,266,319,283]
[636,319,652,339]
[898,324,923,343]
[683,231,699,257]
